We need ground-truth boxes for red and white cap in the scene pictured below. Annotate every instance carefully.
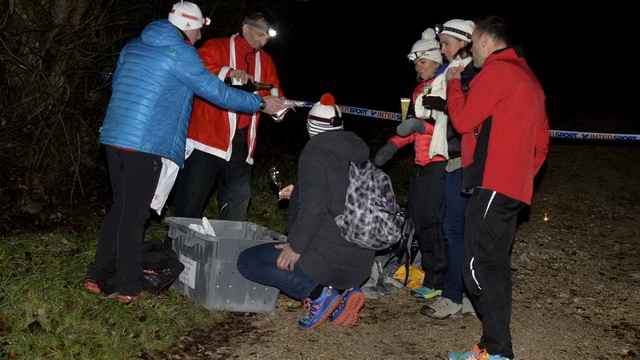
[168,1,210,30]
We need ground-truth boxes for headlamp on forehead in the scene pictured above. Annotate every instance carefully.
[407,47,440,61]
[243,20,277,37]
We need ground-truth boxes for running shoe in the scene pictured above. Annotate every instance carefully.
[410,286,442,299]
[116,291,149,304]
[329,287,365,326]
[462,295,477,317]
[298,286,341,330]
[448,346,488,360]
[83,280,101,294]
[420,296,462,319]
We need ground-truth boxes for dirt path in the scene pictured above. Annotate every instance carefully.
[167,143,640,360]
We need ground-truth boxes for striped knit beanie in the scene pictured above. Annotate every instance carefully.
[307,93,343,137]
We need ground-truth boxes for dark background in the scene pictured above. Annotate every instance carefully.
[240,1,637,133]
[1,0,637,230]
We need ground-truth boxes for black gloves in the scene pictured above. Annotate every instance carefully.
[422,95,447,112]
[374,142,398,167]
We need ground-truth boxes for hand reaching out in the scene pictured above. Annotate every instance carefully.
[262,96,288,115]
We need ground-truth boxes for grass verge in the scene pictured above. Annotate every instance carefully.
[0,230,225,359]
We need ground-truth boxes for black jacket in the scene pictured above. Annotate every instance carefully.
[286,130,374,289]
[446,61,479,158]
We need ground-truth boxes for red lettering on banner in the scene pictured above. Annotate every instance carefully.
[377,112,396,119]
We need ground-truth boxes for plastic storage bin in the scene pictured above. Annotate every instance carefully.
[166,217,286,313]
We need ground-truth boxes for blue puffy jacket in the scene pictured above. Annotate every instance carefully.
[99,19,261,166]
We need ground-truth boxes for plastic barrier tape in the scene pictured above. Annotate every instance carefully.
[291,101,639,141]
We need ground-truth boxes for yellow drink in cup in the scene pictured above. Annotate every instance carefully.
[423,82,432,95]
[400,98,410,121]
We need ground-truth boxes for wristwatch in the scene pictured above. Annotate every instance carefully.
[259,98,267,111]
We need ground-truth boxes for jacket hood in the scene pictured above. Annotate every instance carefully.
[141,19,186,47]
[306,130,370,163]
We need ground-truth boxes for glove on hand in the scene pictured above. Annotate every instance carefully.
[374,142,398,167]
[422,95,447,112]
[397,118,426,137]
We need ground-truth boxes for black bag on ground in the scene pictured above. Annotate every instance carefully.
[97,240,184,295]
[383,215,419,286]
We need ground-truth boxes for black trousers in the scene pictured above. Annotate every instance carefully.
[89,146,161,296]
[462,187,524,359]
[408,161,447,289]
[172,128,251,220]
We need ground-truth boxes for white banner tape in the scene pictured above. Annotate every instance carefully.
[293,101,639,141]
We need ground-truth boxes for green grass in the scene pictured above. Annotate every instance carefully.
[0,114,414,359]
[0,231,224,359]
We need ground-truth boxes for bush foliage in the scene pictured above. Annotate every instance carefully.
[0,0,252,222]
[0,0,411,234]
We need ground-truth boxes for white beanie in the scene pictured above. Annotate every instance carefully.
[307,93,343,137]
[407,28,442,65]
[438,19,475,42]
[168,2,209,30]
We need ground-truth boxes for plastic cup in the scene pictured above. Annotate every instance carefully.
[400,98,411,121]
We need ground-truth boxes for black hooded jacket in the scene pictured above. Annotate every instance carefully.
[286,130,374,289]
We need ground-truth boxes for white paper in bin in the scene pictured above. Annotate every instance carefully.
[165,217,285,313]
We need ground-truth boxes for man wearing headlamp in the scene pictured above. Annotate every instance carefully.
[172,8,284,223]
[243,19,277,38]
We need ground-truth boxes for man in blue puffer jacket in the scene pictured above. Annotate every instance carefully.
[85,1,287,303]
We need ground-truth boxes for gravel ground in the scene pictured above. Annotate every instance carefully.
[165,142,640,360]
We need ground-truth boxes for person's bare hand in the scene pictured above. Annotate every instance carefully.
[446,64,464,81]
[228,69,254,84]
[275,243,300,271]
[262,96,288,115]
[278,184,294,200]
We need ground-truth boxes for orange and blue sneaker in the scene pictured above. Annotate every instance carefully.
[449,345,512,360]
[329,287,365,327]
[298,286,341,330]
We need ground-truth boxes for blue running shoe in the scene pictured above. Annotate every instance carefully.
[411,286,442,299]
[298,286,341,330]
[449,346,511,360]
[448,346,488,360]
[329,287,365,326]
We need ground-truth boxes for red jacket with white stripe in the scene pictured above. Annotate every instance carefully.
[187,34,282,164]
[447,46,549,204]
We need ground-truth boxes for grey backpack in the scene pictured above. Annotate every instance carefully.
[335,160,406,250]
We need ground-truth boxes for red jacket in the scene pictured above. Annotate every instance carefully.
[187,34,282,164]
[388,79,446,166]
[447,47,549,204]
